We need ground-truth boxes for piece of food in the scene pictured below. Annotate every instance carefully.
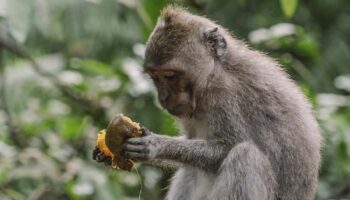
[96,130,113,157]
[96,114,142,171]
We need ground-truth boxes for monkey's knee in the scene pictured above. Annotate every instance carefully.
[222,142,267,165]
[166,169,194,200]
[212,141,276,200]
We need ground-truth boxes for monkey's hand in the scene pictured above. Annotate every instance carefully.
[92,146,112,166]
[122,127,164,161]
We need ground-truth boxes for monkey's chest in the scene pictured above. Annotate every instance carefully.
[190,171,215,200]
[183,119,214,139]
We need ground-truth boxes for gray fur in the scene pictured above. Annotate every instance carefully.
[124,5,321,200]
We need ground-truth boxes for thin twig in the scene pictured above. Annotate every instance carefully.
[0,46,27,147]
[328,181,350,199]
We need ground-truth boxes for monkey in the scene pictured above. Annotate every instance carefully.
[93,5,321,200]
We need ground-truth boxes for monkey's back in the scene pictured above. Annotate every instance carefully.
[229,52,322,200]
[269,85,321,200]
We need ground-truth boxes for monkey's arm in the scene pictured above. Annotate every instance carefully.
[144,136,186,169]
[145,159,183,169]
[123,133,230,173]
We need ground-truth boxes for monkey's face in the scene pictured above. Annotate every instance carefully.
[143,9,226,118]
[144,33,217,118]
[146,68,196,118]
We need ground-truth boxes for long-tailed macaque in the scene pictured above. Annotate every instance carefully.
[94,6,321,200]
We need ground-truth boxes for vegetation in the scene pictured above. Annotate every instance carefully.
[0,0,349,199]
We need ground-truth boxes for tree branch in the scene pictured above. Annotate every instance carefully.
[328,181,350,199]
[0,46,27,147]
[0,34,105,122]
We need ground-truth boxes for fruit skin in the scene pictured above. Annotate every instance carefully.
[96,114,142,171]
[106,114,142,171]
[96,130,113,157]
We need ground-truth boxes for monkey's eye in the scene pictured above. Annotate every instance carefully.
[164,74,178,82]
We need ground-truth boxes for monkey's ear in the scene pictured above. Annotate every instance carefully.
[203,27,227,57]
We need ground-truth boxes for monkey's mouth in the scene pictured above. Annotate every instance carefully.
[166,104,193,118]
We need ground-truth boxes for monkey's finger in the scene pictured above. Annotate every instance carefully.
[92,146,101,160]
[104,157,112,166]
[123,143,150,153]
[124,151,148,161]
[141,127,152,136]
[125,137,146,145]
[96,152,107,162]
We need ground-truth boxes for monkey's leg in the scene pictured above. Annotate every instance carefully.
[210,141,277,200]
[165,168,194,200]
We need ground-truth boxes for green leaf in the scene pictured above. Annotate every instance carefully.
[57,116,86,141]
[279,0,298,18]
[238,0,246,5]
[65,181,81,200]
[79,60,115,77]
[295,35,320,59]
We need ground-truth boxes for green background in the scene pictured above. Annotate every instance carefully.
[0,0,350,199]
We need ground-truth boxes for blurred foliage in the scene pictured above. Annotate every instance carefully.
[0,0,349,199]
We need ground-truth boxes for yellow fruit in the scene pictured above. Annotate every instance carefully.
[96,114,142,171]
[96,130,113,157]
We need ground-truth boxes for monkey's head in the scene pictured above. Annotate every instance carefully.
[143,6,228,118]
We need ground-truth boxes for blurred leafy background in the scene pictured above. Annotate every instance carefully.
[0,0,349,199]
